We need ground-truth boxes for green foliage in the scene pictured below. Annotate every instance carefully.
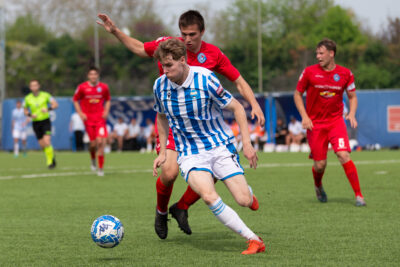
[6,14,53,45]
[5,2,400,96]
[354,63,392,89]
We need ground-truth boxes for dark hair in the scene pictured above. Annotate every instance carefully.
[317,38,336,56]
[88,66,100,74]
[154,38,187,61]
[179,10,205,32]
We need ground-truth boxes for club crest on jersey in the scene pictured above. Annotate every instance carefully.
[333,74,340,82]
[97,87,102,93]
[197,53,207,64]
[167,91,171,99]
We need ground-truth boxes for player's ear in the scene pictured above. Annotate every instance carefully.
[180,56,186,64]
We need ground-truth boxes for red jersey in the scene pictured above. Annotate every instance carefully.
[296,64,355,124]
[144,37,240,81]
[73,81,111,124]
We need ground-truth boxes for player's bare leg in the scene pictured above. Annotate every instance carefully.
[13,138,19,157]
[223,174,259,211]
[154,149,179,239]
[96,137,106,176]
[336,151,365,206]
[89,141,97,171]
[313,160,327,202]
[188,171,265,254]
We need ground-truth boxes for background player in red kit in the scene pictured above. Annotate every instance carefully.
[294,39,366,207]
[73,67,111,177]
[98,10,264,239]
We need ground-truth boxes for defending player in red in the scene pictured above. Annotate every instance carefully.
[294,39,366,207]
[73,67,111,177]
[97,10,263,239]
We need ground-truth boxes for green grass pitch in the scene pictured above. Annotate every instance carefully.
[0,150,399,266]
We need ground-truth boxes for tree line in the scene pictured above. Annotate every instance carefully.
[5,0,400,97]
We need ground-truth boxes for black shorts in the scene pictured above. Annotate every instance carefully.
[32,118,52,140]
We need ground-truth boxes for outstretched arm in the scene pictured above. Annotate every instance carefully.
[234,75,265,127]
[225,98,258,169]
[97,13,149,58]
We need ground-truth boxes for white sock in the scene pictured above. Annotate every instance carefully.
[146,143,152,152]
[14,143,19,156]
[208,197,258,240]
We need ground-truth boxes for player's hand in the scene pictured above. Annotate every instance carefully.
[97,13,117,34]
[243,142,258,169]
[79,113,87,121]
[251,105,265,127]
[345,114,358,128]
[41,108,48,113]
[31,114,37,119]
[302,116,313,130]
[102,112,108,120]
[153,153,166,177]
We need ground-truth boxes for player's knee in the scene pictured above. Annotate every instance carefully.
[314,161,326,172]
[202,192,219,206]
[236,193,252,207]
[160,168,178,182]
[336,152,350,164]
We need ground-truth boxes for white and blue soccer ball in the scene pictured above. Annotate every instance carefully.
[91,215,124,248]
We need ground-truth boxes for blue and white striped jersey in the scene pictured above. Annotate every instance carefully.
[12,107,27,131]
[153,66,235,156]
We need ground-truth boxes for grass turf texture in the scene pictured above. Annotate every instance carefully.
[0,150,399,266]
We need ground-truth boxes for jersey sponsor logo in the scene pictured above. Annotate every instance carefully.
[315,74,324,78]
[89,99,101,104]
[320,91,336,98]
[190,89,200,98]
[97,87,102,93]
[197,53,207,64]
[315,84,341,90]
[333,74,340,82]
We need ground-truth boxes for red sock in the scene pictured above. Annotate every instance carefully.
[98,155,104,169]
[156,177,173,213]
[312,166,324,187]
[176,185,201,210]
[342,160,363,197]
[90,150,96,160]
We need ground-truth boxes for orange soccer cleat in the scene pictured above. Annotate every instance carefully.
[241,237,266,255]
[250,195,259,211]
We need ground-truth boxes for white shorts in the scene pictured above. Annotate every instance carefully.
[12,129,27,140]
[177,143,244,182]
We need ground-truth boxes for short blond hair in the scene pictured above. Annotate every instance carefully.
[154,38,187,61]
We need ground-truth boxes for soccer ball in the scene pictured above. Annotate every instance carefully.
[91,215,124,248]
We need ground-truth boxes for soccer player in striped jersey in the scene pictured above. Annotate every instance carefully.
[97,10,263,239]
[152,39,265,254]
[294,39,366,206]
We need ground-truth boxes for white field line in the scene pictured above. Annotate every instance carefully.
[0,159,399,181]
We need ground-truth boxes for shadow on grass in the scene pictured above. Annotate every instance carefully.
[161,231,254,252]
